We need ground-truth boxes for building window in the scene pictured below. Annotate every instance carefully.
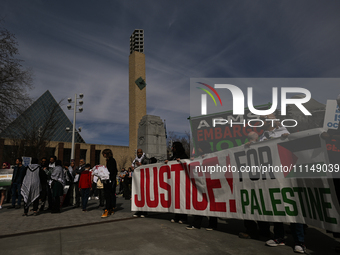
[80,149,87,161]
[63,148,71,164]
[95,150,101,165]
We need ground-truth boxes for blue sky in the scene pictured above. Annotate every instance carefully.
[1,0,340,146]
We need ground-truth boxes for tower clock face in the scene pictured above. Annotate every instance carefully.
[135,77,146,90]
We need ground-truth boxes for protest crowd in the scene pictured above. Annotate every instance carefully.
[1,97,340,255]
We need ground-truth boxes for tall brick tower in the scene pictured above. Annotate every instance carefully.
[129,29,146,156]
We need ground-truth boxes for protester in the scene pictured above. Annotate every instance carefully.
[62,161,73,207]
[238,131,270,240]
[320,93,340,253]
[187,141,217,230]
[74,159,86,207]
[92,164,110,208]
[38,157,48,211]
[79,163,93,212]
[44,156,56,211]
[132,148,149,167]
[8,158,25,209]
[165,141,188,224]
[257,114,306,253]
[0,162,10,209]
[50,160,65,213]
[96,178,105,207]
[123,167,132,200]
[101,149,118,218]
[118,168,126,195]
[21,158,45,216]
[132,148,148,218]
[89,167,99,201]
[68,160,76,205]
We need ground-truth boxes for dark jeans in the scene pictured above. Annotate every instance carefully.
[119,181,124,193]
[291,223,304,244]
[90,182,98,197]
[103,180,116,210]
[39,183,48,211]
[81,188,90,210]
[174,214,187,222]
[62,184,72,206]
[51,195,60,213]
[11,183,22,206]
[135,211,148,216]
[123,179,131,199]
[243,220,271,237]
[192,216,217,229]
[47,183,53,209]
[24,198,39,214]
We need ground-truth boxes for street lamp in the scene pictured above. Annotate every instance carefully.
[66,94,84,160]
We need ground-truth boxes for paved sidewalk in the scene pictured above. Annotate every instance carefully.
[0,194,134,237]
[0,195,339,254]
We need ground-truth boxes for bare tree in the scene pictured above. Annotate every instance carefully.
[118,154,133,171]
[0,24,33,132]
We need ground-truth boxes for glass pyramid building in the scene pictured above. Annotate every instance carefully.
[0,90,85,143]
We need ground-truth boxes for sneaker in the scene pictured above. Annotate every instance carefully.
[178,220,184,224]
[88,197,91,200]
[294,244,306,254]
[101,209,109,218]
[140,215,145,218]
[186,225,199,230]
[266,239,285,247]
[95,197,99,200]
[170,219,175,223]
[206,227,214,231]
[133,214,138,217]
[0,205,2,209]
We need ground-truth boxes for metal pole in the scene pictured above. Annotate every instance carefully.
[71,94,77,160]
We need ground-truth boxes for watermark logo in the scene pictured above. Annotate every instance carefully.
[199,84,312,116]
[196,82,223,115]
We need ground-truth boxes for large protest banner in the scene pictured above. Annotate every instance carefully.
[189,105,270,152]
[132,128,340,232]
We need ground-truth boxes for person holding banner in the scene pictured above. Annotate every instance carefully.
[186,140,218,230]
[257,115,306,253]
[133,149,149,218]
[239,132,272,240]
[165,141,189,224]
[320,93,340,253]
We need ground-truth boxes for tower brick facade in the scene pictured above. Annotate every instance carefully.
[129,31,146,157]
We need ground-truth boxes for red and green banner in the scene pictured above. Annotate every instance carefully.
[132,128,340,232]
